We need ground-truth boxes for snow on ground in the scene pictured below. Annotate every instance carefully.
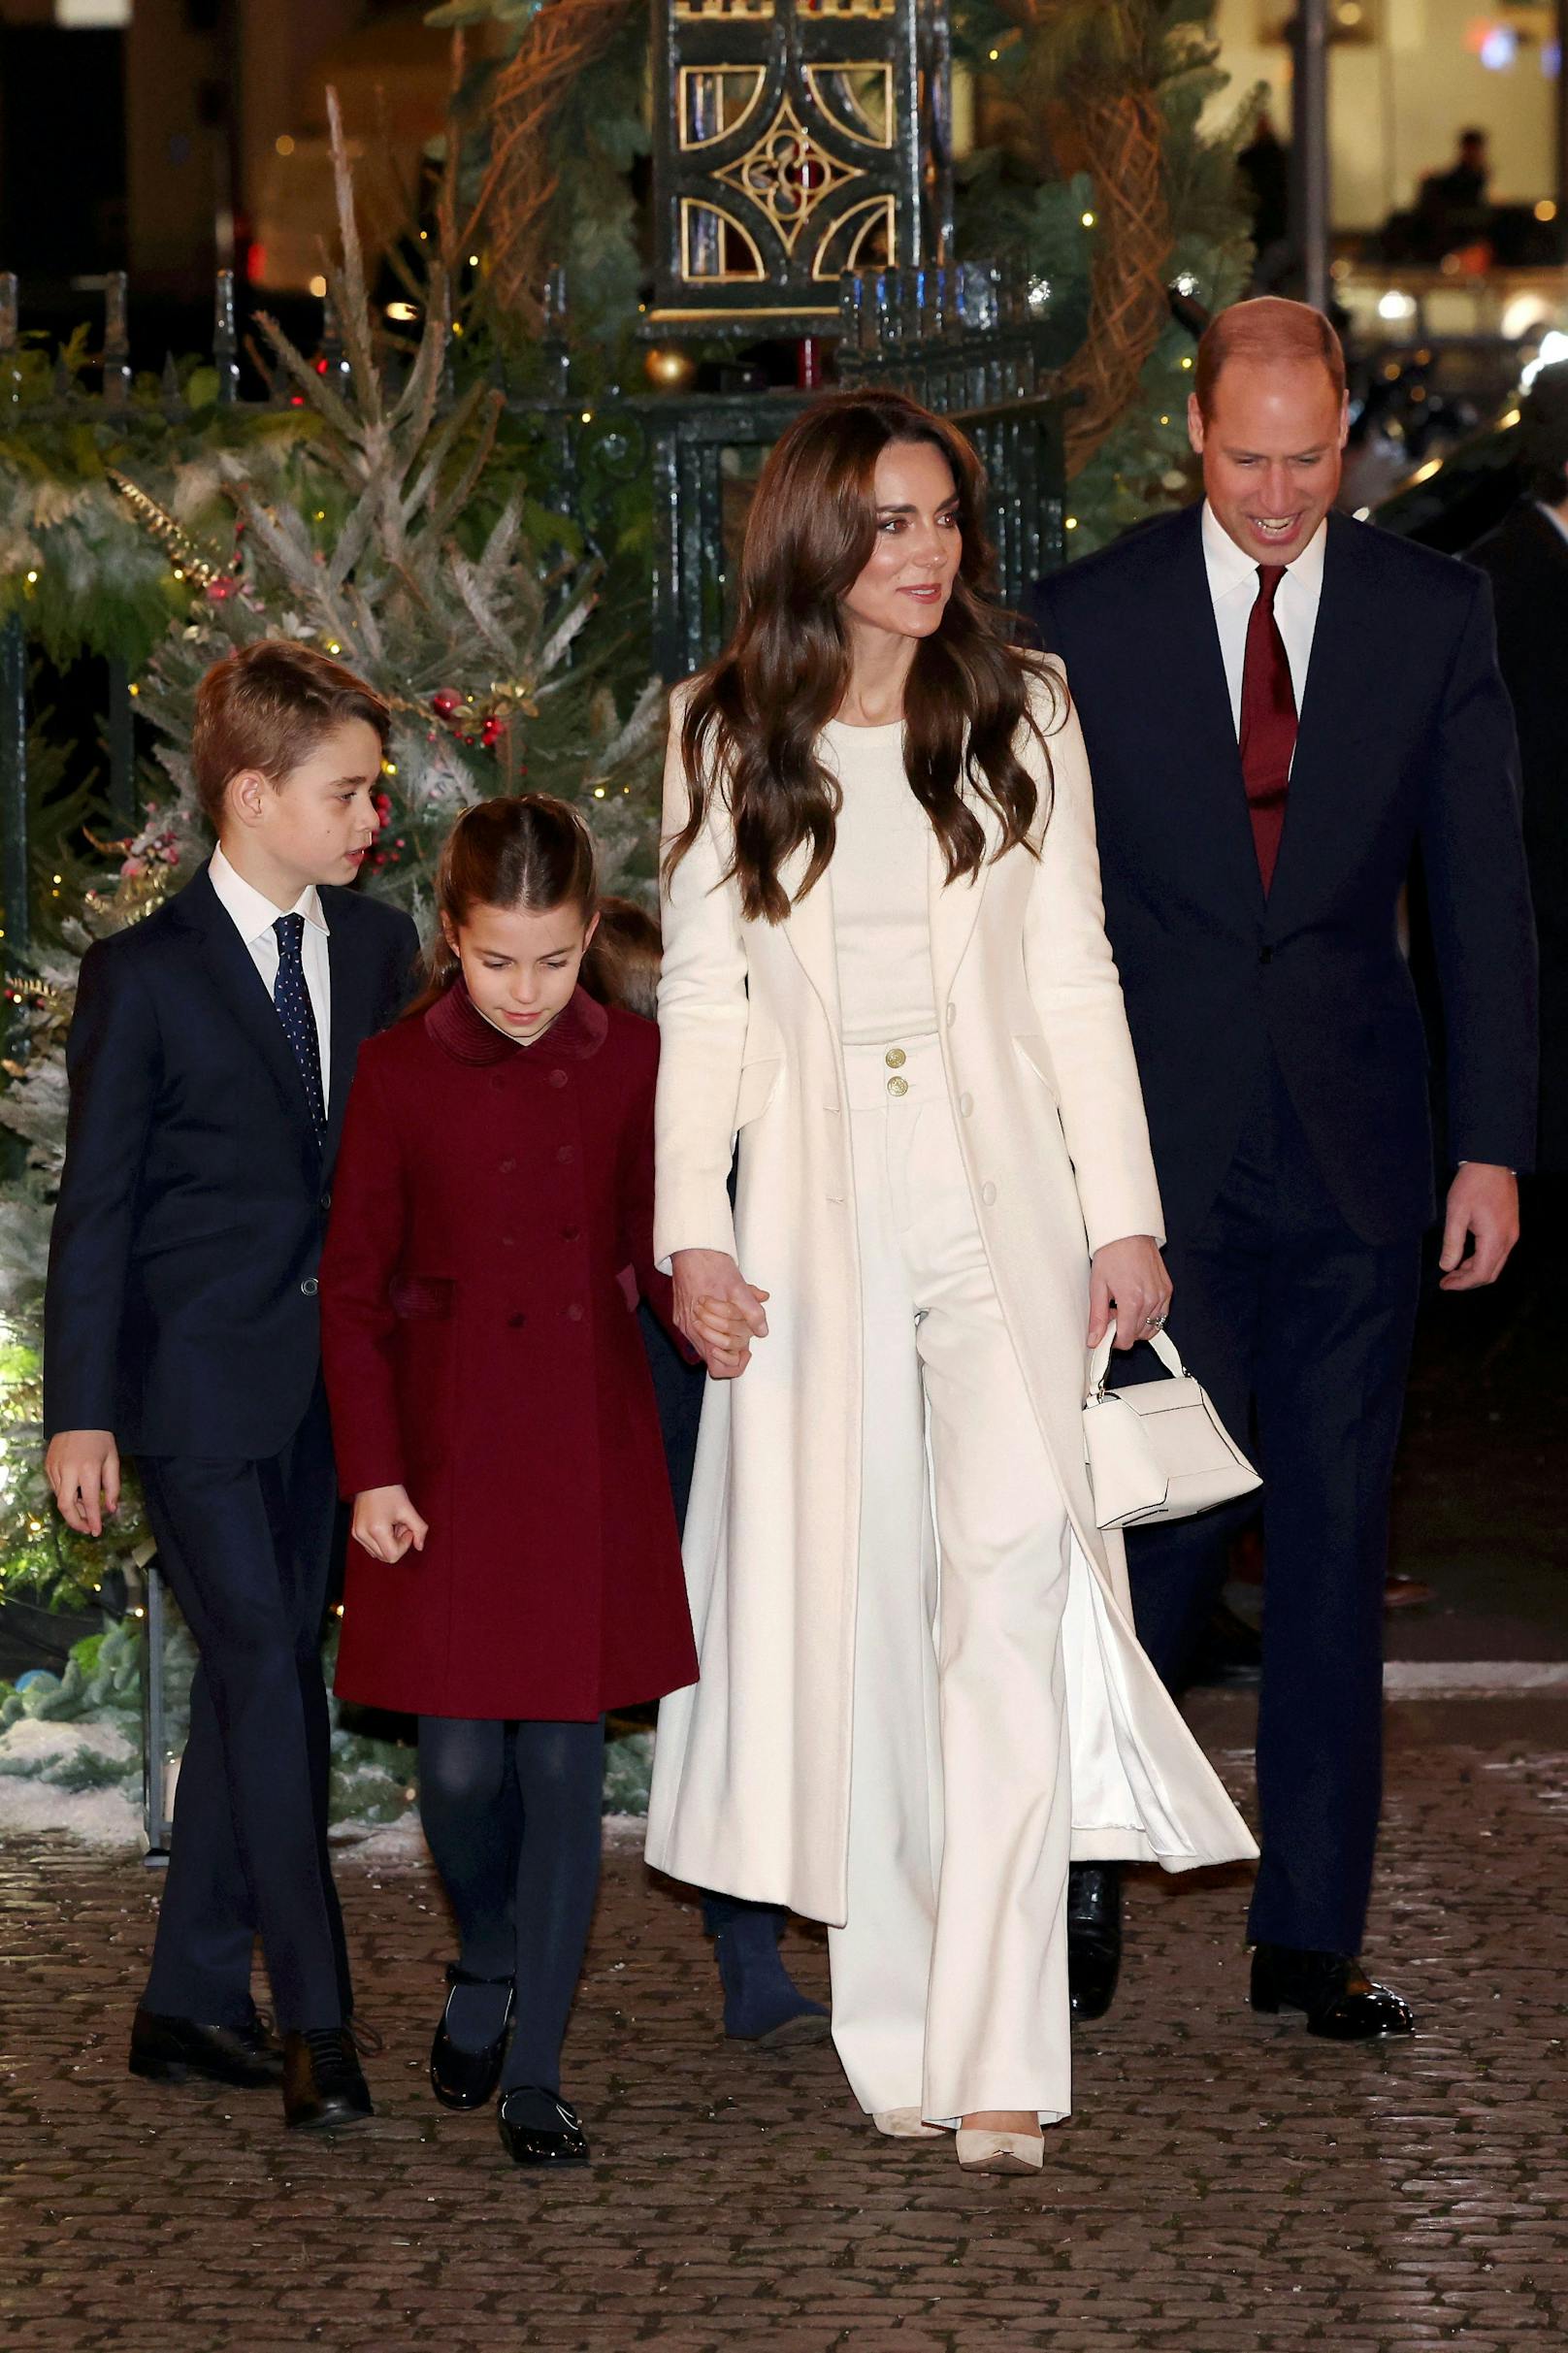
[0,1718,142,1846]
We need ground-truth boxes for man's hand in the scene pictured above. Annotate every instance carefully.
[671,1248,769,1380]
[1088,1236,1173,1351]
[46,1430,120,1538]
[351,1485,429,1563]
[1439,1162,1519,1291]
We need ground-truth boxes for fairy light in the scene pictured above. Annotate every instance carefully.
[1081,212,1095,228]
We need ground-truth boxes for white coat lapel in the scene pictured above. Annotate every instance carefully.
[928,785,996,1008]
[779,837,843,1034]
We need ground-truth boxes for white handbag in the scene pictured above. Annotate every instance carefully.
[1082,1323,1261,1531]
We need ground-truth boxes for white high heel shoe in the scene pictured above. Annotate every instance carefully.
[955,2123,1045,2174]
[873,2107,943,2139]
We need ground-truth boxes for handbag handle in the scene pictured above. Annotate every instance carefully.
[1086,1320,1188,1402]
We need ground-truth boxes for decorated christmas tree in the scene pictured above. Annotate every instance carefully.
[125,92,664,916]
[0,97,666,1820]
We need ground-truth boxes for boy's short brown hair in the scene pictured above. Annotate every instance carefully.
[189,639,390,831]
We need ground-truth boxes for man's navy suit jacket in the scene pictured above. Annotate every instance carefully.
[1027,504,1538,1247]
[44,864,418,1458]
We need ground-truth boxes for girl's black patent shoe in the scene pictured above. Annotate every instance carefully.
[497,2085,590,2167]
[429,1965,515,2109]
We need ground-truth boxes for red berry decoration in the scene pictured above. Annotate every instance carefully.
[431,689,461,718]
[480,717,502,747]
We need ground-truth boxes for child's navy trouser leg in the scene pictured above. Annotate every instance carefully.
[139,1387,346,2033]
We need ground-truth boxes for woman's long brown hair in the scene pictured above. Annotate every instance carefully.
[666,389,1062,924]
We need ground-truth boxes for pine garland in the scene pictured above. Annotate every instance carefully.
[956,0,1259,550]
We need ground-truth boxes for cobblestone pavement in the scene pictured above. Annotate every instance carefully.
[3,1702,1566,2353]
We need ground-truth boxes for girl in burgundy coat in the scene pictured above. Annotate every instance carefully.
[319,797,706,2170]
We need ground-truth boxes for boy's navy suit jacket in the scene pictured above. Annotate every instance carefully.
[44,862,418,1458]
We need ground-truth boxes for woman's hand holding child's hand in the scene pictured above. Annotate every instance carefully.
[690,1293,767,1379]
[671,1248,769,1381]
[352,1485,429,1563]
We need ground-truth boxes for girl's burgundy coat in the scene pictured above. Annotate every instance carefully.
[320,982,698,1720]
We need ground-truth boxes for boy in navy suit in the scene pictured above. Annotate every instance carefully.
[45,640,418,2130]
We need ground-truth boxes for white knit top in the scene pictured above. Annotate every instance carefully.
[821,716,939,1047]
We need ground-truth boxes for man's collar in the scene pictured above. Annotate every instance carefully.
[1201,499,1328,598]
[209,843,330,942]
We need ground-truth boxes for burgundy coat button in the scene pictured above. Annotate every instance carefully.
[500,1157,516,1174]
[566,1302,584,1322]
[562,1225,580,1242]
[549,1068,569,1090]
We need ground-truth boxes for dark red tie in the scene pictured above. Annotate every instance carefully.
[1239,563,1296,893]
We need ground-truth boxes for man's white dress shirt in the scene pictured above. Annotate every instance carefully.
[208,843,332,1102]
[1200,501,1327,740]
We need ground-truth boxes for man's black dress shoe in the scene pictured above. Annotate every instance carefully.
[128,2007,283,2089]
[281,2027,376,2129]
[1067,1863,1123,2021]
[497,2085,590,2167]
[1250,1944,1416,2040]
[430,1965,515,2109]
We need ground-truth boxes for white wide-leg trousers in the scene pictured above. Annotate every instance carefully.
[828,1035,1076,2129]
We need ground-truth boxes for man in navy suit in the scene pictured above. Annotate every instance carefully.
[45,641,418,2127]
[1029,300,1536,2037]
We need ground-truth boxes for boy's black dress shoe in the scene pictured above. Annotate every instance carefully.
[1250,1944,1416,2040]
[281,2028,375,2129]
[1067,1864,1123,2021]
[128,2007,283,2089]
[430,1965,515,2108]
[497,2085,590,2167]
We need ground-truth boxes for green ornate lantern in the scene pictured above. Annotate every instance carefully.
[646,0,952,338]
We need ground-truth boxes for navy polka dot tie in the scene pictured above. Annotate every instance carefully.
[273,912,326,1143]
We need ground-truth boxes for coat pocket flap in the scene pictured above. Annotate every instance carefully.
[389,1274,456,1321]
[735,1056,783,1130]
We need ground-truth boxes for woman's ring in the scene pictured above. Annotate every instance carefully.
[1145,1313,1166,1332]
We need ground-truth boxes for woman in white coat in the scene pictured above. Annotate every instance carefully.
[645,390,1257,2173]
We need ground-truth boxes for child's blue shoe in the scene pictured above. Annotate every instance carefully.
[704,1900,830,2043]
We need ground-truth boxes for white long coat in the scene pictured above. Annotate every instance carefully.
[644,670,1258,1924]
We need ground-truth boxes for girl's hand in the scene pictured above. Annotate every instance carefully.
[671,1248,769,1380]
[352,1485,429,1563]
[1088,1236,1172,1351]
